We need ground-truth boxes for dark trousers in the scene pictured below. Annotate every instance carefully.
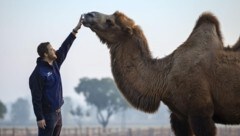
[38,111,62,136]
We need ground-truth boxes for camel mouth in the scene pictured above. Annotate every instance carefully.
[82,12,96,28]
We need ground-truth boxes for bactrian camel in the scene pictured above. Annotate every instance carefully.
[82,11,240,136]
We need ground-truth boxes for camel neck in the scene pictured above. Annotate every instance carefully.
[109,39,171,113]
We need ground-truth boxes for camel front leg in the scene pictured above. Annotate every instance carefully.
[189,116,216,136]
[170,113,193,136]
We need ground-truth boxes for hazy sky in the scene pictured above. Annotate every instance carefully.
[0,0,239,104]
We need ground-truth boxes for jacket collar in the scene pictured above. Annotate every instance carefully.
[36,57,53,67]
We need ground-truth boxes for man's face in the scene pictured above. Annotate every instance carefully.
[45,44,57,60]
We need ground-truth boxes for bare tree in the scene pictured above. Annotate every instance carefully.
[75,77,129,129]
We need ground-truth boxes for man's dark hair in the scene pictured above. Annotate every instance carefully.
[37,42,50,58]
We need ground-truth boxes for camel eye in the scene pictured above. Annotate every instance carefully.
[106,19,114,27]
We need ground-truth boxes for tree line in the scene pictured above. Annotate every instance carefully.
[0,77,130,128]
[0,100,6,119]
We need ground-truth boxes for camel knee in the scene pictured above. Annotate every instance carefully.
[189,116,216,136]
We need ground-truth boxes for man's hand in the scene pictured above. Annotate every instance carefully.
[73,15,83,33]
[37,119,46,129]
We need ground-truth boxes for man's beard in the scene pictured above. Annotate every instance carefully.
[49,54,57,60]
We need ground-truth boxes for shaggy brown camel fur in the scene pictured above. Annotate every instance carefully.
[82,11,240,136]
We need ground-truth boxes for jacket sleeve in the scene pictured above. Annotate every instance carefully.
[29,70,44,121]
[56,33,76,68]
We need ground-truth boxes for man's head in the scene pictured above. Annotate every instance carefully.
[37,42,57,60]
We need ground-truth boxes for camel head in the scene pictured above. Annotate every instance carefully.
[82,11,137,47]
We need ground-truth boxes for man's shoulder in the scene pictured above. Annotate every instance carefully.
[30,65,46,78]
[29,66,40,79]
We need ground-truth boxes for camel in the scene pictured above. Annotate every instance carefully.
[82,11,240,136]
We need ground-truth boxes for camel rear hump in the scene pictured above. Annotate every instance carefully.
[230,37,240,51]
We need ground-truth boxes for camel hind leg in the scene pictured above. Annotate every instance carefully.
[189,116,216,136]
[170,113,193,136]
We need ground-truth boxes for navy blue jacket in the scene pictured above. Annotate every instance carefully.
[29,33,76,121]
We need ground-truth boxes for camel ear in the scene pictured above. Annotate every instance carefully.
[125,26,133,35]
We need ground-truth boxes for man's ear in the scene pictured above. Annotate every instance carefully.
[44,52,48,58]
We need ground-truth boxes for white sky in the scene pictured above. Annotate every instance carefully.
[0,0,239,103]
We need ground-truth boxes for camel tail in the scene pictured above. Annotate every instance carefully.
[193,12,223,41]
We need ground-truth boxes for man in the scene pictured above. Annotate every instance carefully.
[29,16,82,136]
